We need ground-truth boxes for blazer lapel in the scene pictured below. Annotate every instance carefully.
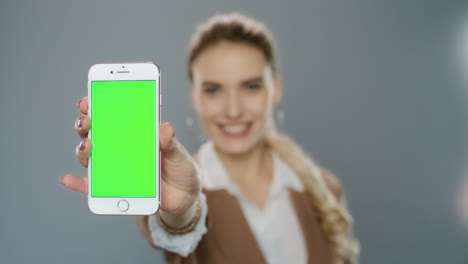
[289,189,334,264]
[204,189,267,264]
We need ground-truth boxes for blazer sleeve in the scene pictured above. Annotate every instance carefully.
[136,192,208,256]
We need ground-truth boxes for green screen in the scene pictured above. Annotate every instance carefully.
[91,80,156,197]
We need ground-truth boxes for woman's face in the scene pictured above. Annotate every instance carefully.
[191,41,281,155]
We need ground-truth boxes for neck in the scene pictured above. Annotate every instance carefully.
[214,140,272,185]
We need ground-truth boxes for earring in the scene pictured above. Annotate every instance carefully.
[276,108,285,133]
[186,114,205,142]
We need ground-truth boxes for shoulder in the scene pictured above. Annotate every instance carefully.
[318,167,343,202]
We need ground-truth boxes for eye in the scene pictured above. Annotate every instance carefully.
[245,82,261,91]
[203,85,220,94]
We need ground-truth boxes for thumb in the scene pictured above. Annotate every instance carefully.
[160,122,190,163]
[159,122,200,194]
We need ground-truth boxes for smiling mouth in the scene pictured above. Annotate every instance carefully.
[219,123,252,137]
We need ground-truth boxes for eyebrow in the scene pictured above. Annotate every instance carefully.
[201,81,220,87]
[201,76,264,87]
[240,76,263,86]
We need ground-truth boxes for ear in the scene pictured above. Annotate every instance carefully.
[272,74,283,107]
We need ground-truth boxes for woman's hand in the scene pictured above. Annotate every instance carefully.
[60,97,201,226]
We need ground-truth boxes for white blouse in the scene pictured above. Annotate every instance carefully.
[148,141,307,264]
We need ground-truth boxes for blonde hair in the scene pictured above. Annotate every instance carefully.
[187,12,359,263]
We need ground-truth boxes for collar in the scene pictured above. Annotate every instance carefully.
[199,141,304,200]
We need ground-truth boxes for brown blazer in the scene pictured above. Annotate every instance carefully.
[138,169,343,264]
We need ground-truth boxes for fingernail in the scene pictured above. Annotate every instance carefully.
[59,176,64,184]
[79,139,86,151]
[77,98,84,109]
[77,116,84,128]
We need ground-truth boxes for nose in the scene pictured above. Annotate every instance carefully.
[225,90,242,119]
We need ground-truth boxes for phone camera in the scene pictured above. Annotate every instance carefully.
[122,66,125,69]
[110,71,114,74]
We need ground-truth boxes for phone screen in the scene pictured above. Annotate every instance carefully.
[90,80,157,198]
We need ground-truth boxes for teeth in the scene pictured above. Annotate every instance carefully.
[222,125,247,133]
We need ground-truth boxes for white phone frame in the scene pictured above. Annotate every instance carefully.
[87,62,161,215]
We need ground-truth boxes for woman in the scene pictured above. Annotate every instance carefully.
[61,12,359,264]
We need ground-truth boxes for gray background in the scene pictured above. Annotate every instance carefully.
[1,0,467,263]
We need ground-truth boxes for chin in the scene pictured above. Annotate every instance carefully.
[212,136,260,156]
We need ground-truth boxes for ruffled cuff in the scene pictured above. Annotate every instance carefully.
[148,192,208,257]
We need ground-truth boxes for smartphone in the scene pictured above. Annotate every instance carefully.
[87,62,160,215]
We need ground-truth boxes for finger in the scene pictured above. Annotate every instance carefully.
[159,122,200,185]
[160,122,175,150]
[77,97,88,115]
[60,174,88,194]
[159,122,190,163]
[74,115,90,139]
[76,138,92,167]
